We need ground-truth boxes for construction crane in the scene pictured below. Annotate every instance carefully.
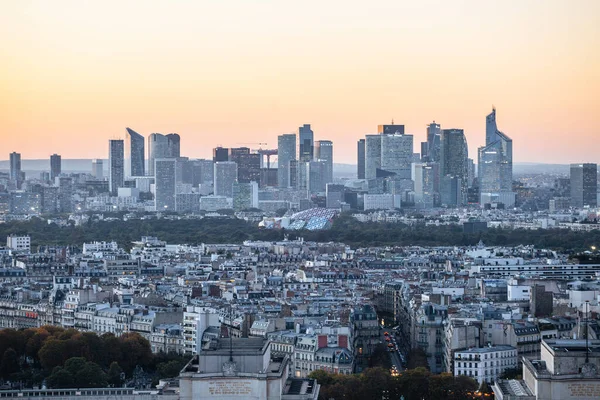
[237,142,267,146]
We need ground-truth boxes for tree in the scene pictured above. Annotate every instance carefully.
[46,367,74,389]
[107,362,124,387]
[64,357,87,376]
[0,348,20,378]
[156,360,186,379]
[368,344,392,369]
[38,339,67,371]
[74,362,107,388]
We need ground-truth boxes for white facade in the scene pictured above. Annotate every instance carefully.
[454,345,518,384]
[363,194,400,211]
[6,235,30,253]
[507,283,531,301]
[83,241,118,255]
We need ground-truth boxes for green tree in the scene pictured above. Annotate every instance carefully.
[46,367,74,389]
[406,348,429,370]
[74,362,107,388]
[107,362,124,387]
[64,357,87,376]
[0,348,20,378]
[38,339,67,371]
[156,360,186,379]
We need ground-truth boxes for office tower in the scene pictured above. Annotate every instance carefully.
[214,161,238,197]
[298,124,314,162]
[92,159,103,179]
[108,140,124,196]
[232,181,259,211]
[440,175,462,206]
[307,160,328,194]
[377,124,405,135]
[166,134,180,158]
[125,128,145,177]
[213,147,229,162]
[414,163,438,208]
[314,140,333,184]
[478,108,514,206]
[424,122,441,162]
[148,133,180,175]
[277,133,296,188]
[467,158,476,188]
[50,154,61,180]
[155,159,177,211]
[229,147,261,183]
[41,186,59,214]
[357,139,365,179]
[364,135,381,180]
[570,163,597,208]
[326,183,346,208]
[289,160,298,189]
[57,177,74,213]
[9,152,21,189]
[440,129,468,204]
[380,133,413,179]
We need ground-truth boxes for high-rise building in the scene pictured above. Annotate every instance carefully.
[570,163,597,208]
[277,133,296,188]
[9,152,21,188]
[50,154,61,181]
[314,140,333,185]
[108,140,124,196]
[155,158,177,211]
[232,181,259,211]
[229,147,261,183]
[298,124,314,162]
[357,139,365,179]
[440,175,462,207]
[377,124,405,135]
[326,184,346,209]
[424,122,441,162]
[57,176,73,213]
[440,129,468,204]
[364,135,381,180]
[214,161,238,197]
[414,163,438,208]
[148,133,180,175]
[125,128,145,177]
[213,147,229,162]
[92,159,103,179]
[478,108,514,206]
[307,160,328,194]
[380,133,413,179]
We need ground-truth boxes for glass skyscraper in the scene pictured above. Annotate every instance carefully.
[108,140,124,196]
[277,133,296,188]
[440,128,468,204]
[125,128,145,177]
[298,124,314,162]
[478,108,514,206]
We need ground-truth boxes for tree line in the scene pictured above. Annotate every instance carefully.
[0,214,599,252]
[0,326,188,389]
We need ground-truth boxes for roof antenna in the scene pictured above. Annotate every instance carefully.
[391,118,394,124]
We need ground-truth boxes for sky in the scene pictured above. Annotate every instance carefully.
[1,0,599,164]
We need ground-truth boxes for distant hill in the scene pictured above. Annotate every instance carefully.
[0,159,569,177]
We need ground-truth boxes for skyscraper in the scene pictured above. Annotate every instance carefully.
[364,135,381,180]
[125,128,145,177]
[229,147,261,183]
[92,159,103,179]
[380,133,413,179]
[277,133,296,188]
[314,140,333,185]
[213,147,229,162]
[232,181,259,211]
[570,163,597,208]
[155,158,177,211]
[440,128,468,204]
[478,108,514,206]
[148,133,180,176]
[423,122,441,162]
[414,163,438,208]
[50,154,62,181]
[109,140,124,196]
[377,124,405,135]
[9,152,21,188]
[357,139,365,179]
[298,124,314,162]
[214,161,238,197]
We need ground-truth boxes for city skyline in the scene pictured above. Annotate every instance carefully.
[1,1,599,164]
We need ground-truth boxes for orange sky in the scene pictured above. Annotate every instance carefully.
[1,0,599,164]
